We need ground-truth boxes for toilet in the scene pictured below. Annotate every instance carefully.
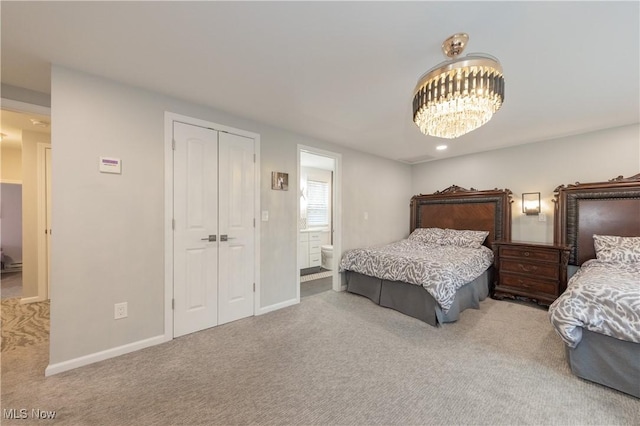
[321,245,333,270]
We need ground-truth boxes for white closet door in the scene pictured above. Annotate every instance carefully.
[173,122,219,337]
[218,132,255,325]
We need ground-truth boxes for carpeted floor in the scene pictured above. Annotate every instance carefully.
[1,298,50,352]
[1,291,638,425]
[1,271,22,299]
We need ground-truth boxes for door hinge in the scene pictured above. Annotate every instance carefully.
[253,218,256,227]
[172,139,176,150]
[172,219,176,230]
[253,283,255,292]
[172,299,175,310]
[253,153,256,163]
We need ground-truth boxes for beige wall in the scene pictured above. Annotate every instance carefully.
[1,144,22,182]
[411,124,640,243]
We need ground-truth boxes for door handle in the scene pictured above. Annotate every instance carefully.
[201,235,217,242]
[220,235,236,242]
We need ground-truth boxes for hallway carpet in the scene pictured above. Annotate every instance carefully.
[1,297,50,352]
[1,271,22,299]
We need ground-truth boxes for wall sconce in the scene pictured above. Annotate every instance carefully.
[522,192,541,215]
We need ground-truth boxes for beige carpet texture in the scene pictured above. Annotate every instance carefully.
[1,291,638,425]
[1,298,50,352]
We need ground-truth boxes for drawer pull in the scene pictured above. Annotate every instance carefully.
[518,279,531,288]
[523,251,530,256]
[518,264,538,272]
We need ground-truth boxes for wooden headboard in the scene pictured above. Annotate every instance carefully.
[554,173,640,266]
[410,185,512,248]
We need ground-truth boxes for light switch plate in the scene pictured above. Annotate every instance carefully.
[261,210,269,221]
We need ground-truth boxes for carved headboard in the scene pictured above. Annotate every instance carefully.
[410,185,512,248]
[554,173,640,266]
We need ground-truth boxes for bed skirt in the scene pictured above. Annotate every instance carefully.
[344,268,492,327]
[565,330,640,398]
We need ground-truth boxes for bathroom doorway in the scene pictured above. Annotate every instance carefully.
[297,145,342,299]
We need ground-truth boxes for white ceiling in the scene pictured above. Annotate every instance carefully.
[1,2,638,163]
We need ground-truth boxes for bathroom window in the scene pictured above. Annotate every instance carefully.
[307,180,329,227]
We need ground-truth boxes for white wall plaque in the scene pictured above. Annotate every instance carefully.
[99,157,121,174]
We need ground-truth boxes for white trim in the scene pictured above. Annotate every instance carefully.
[36,143,52,301]
[297,145,343,293]
[0,179,22,184]
[164,112,261,341]
[296,152,301,302]
[256,297,298,316]
[163,113,174,342]
[45,335,165,376]
[0,98,51,116]
[20,295,46,304]
[253,133,262,315]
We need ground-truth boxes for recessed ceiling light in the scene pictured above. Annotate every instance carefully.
[436,145,448,150]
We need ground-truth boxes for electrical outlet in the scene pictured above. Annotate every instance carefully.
[538,213,547,222]
[114,302,128,319]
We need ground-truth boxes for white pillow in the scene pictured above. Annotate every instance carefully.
[440,229,489,249]
[408,228,446,245]
[593,235,640,263]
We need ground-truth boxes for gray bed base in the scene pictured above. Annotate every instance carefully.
[565,329,640,398]
[345,269,492,326]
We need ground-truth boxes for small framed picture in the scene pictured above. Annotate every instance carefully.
[271,172,289,190]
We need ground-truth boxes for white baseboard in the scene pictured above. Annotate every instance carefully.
[20,296,46,304]
[257,297,298,316]
[45,335,166,376]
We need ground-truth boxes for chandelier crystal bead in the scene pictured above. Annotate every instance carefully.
[413,34,504,139]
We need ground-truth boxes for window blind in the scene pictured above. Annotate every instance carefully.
[307,180,329,226]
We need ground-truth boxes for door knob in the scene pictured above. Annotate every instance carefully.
[220,235,236,242]
[201,235,217,242]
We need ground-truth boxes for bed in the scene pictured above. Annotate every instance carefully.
[548,173,640,398]
[340,185,512,326]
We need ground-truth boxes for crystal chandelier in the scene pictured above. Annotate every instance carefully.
[413,33,504,139]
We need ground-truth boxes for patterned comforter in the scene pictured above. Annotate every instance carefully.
[548,260,640,348]
[339,239,494,312]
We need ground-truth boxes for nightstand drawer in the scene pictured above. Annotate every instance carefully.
[500,259,559,280]
[500,273,557,295]
[493,241,570,306]
[499,247,559,263]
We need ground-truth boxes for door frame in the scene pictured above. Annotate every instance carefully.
[163,112,261,341]
[1,98,52,304]
[297,144,343,298]
[36,142,52,301]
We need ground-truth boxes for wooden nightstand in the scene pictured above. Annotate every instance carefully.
[492,241,570,306]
